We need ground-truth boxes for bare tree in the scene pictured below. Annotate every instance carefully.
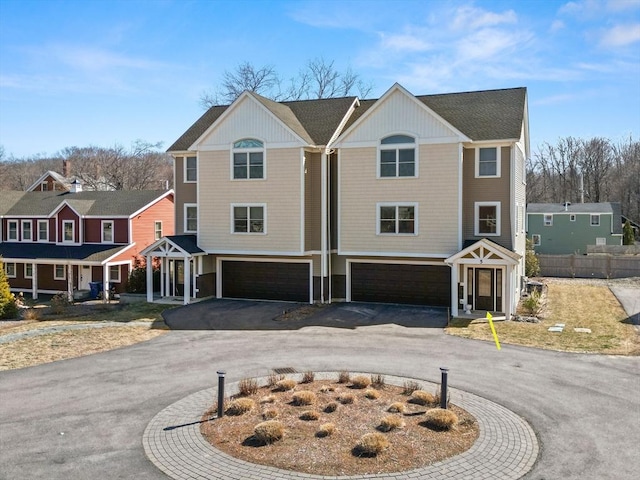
[199,58,374,108]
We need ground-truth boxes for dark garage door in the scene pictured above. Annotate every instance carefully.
[222,261,310,302]
[351,263,451,306]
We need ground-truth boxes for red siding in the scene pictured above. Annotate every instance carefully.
[56,206,80,243]
[130,193,175,258]
[83,218,130,243]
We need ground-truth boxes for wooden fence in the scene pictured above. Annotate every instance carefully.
[538,254,640,278]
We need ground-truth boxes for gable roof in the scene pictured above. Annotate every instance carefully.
[0,190,172,217]
[26,171,71,192]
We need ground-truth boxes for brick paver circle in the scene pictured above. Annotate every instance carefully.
[143,372,538,479]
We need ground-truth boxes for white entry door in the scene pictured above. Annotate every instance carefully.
[80,266,91,290]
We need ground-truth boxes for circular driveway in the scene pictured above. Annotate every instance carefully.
[1,321,638,480]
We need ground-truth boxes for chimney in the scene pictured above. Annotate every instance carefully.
[70,179,82,193]
[63,160,71,178]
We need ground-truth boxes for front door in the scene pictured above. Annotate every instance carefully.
[80,266,91,290]
[475,268,494,311]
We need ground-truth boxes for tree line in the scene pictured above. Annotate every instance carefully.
[527,136,640,221]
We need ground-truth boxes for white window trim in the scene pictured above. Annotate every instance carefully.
[21,220,33,242]
[474,201,501,237]
[544,214,553,226]
[230,140,267,181]
[474,146,501,178]
[569,214,576,222]
[376,202,419,235]
[109,265,121,283]
[154,221,163,240]
[184,204,198,233]
[532,234,541,246]
[590,214,600,226]
[38,220,49,242]
[230,203,267,235]
[24,263,33,279]
[54,264,66,280]
[41,182,49,191]
[7,220,18,241]
[62,220,75,243]
[377,136,418,179]
[5,262,16,278]
[101,220,114,244]
[184,156,197,183]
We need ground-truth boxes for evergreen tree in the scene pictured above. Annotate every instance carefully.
[623,220,635,245]
[0,257,18,319]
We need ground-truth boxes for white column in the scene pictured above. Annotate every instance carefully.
[103,265,110,302]
[32,263,38,300]
[183,257,190,305]
[450,263,459,317]
[165,260,171,297]
[146,255,153,302]
[67,264,73,302]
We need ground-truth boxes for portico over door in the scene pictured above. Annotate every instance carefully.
[467,267,502,312]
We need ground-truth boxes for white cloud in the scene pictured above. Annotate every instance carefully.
[550,19,566,32]
[599,23,640,46]
[379,32,431,52]
[451,5,517,31]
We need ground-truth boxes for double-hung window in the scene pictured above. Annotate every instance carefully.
[109,265,121,283]
[21,221,32,241]
[8,220,18,241]
[377,203,417,235]
[232,204,265,234]
[25,263,33,279]
[184,204,197,233]
[38,220,48,241]
[379,135,416,178]
[102,221,114,243]
[475,202,501,236]
[4,262,16,278]
[54,264,66,280]
[63,221,75,243]
[590,214,600,226]
[184,156,197,182]
[233,139,264,179]
[476,147,500,178]
[532,234,541,246]
[154,221,163,240]
[544,214,553,226]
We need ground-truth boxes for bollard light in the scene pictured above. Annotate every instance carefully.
[439,367,449,409]
[217,370,226,418]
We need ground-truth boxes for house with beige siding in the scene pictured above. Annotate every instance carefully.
[143,83,528,317]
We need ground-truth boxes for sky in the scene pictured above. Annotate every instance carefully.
[0,0,639,159]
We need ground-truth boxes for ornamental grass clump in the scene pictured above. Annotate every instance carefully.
[337,393,355,405]
[274,378,297,392]
[370,374,386,389]
[301,371,315,384]
[300,410,320,421]
[324,401,339,413]
[316,422,336,438]
[351,375,372,389]
[292,390,316,406]
[424,408,459,430]
[238,377,258,396]
[378,415,405,432]
[354,432,389,457]
[338,371,350,383]
[254,420,284,444]
[319,385,335,393]
[225,398,255,416]
[387,402,406,413]
[262,408,278,420]
[364,389,381,400]
[260,395,276,404]
[409,390,436,406]
[402,380,421,396]
[267,373,285,387]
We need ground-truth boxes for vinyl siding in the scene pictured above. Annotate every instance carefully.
[198,148,302,253]
[339,143,459,255]
[174,155,197,235]
[304,152,321,252]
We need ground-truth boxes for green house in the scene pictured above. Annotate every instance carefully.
[527,203,623,254]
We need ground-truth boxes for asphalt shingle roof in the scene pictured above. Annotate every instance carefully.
[0,190,170,217]
[167,86,526,152]
[165,235,204,254]
[0,243,129,262]
[527,202,618,214]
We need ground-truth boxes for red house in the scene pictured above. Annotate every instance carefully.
[0,183,174,300]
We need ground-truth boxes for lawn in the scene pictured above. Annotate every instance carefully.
[446,282,639,355]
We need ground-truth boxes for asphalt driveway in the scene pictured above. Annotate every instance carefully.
[163,299,449,330]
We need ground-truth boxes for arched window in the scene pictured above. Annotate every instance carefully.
[233,139,264,179]
[379,135,416,177]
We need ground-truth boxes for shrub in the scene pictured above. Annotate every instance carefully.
[424,408,458,430]
[274,378,297,391]
[316,423,336,437]
[262,409,278,420]
[354,432,389,457]
[50,292,71,315]
[337,371,350,383]
[21,307,41,321]
[378,415,405,432]
[125,256,160,293]
[522,290,542,315]
[324,402,339,413]
[0,257,18,320]
[254,420,284,444]
[337,393,355,405]
[267,373,285,387]
[364,389,381,400]
[623,220,635,245]
[370,374,385,389]
[351,375,371,389]
[387,402,406,414]
[225,398,255,416]
[402,380,421,395]
[525,239,540,277]
[292,390,316,406]
[300,410,320,421]
[409,390,436,406]
[238,377,258,396]
[301,371,315,383]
